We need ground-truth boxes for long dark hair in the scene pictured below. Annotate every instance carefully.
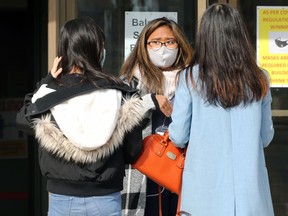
[188,4,269,108]
[120,17,193,94]
[57,17,120,85]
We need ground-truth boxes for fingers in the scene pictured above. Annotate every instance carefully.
[155,95,173,117]
[50,56,63,78]
[161,102,173,117]
[53,68,63,78]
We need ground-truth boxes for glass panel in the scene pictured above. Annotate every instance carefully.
[76,0,196,76]
[239,0,288,110]
[239,2,288,216]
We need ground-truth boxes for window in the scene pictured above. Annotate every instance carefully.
[76,0,196,75]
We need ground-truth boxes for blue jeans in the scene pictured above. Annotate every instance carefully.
[47,192,121,216]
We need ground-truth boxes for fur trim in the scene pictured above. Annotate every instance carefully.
[33,95,146,164]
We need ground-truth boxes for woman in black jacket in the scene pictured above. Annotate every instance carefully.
[16,17,166,216]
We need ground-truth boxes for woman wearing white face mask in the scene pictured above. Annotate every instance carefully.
[120,17,193,216]
[147,40,179,69]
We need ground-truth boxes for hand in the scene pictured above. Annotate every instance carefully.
[50,56,63,78]
[155,95,173,117]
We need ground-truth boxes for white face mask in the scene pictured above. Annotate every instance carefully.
[148,46,178,69]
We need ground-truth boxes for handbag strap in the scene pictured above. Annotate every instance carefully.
[158,185,182,216]
[158,185,163,216]
[176,190,181,216]
[159,131,184,216]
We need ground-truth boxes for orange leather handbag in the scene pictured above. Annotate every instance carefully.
[132,131,186,195]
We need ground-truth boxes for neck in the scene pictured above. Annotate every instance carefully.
[70,66,82,74]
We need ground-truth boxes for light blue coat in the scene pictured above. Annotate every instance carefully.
[169,66,274,216]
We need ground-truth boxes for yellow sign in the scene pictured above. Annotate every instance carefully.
[257,7,288,87]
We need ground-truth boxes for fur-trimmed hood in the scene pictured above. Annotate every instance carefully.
[33,95,147,164]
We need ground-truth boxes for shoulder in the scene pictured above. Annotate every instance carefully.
[182,65,200,84]
[261,69,271,83]
[32,84,56,103]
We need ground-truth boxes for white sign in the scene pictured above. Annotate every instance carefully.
[124,11,178,60]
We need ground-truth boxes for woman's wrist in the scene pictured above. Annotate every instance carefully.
[151,93,160,110]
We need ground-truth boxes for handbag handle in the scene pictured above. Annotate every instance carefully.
[159,131,186,169]
[162,131,170,141]
[156,131,171,157]
[161,130,169,143]
[162,131,187,155]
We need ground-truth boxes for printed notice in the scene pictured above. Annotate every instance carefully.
[257,6,288,87]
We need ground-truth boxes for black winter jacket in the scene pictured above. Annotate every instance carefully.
[16,73,148,196]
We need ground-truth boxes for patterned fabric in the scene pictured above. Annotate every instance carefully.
[121,66,179,215]
[122,165,147,216]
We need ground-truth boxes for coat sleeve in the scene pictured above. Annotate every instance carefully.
[168,69,192,148]
[16,93,35,135]
[122,118,148,164]
[16,73,55,134]
[261,76,274,148]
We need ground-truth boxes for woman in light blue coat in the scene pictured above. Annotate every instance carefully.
[169,3,274,216]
